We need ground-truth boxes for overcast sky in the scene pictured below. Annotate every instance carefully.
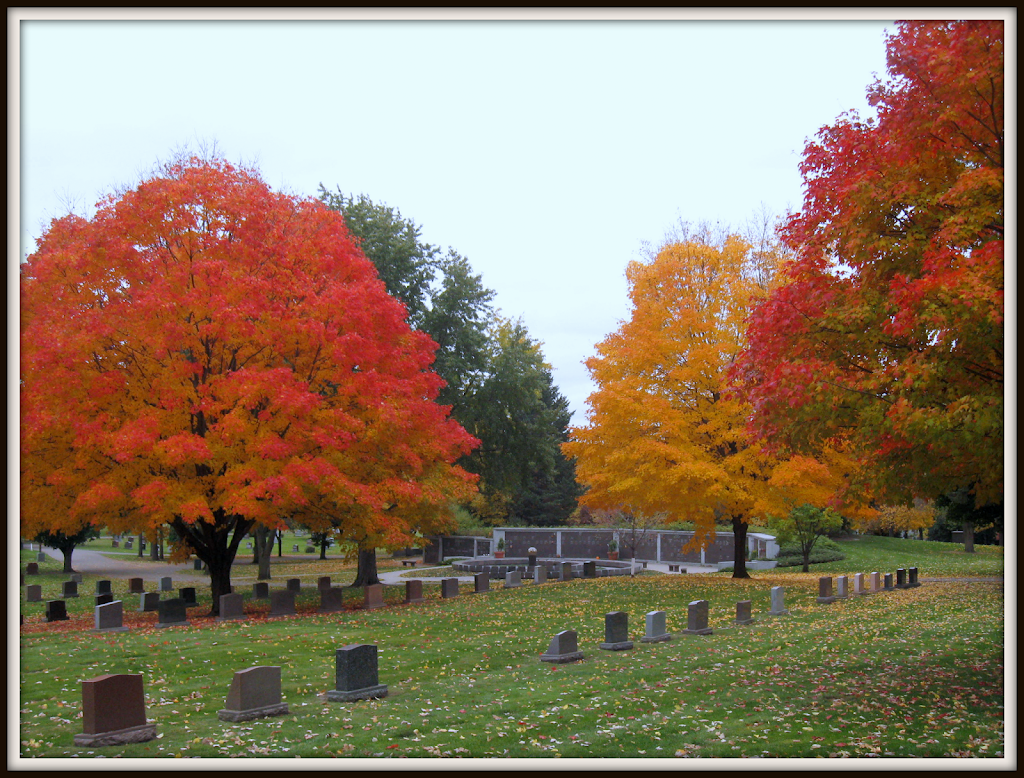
[12,10,952,426]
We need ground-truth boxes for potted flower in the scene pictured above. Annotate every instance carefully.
[494,538,505,559]
[608,539,619,561]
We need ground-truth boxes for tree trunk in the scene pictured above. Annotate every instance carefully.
[254,525,273,580]
[60,545,75,573]
[138,534,144,558]
[731,516,750,579]
[319,539,328,560]
[349,547,380,587]
[963,520,975,553]
[170,511,252,616]
[277,531,283,557]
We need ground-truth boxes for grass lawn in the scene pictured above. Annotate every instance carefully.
[16,537,1005,761]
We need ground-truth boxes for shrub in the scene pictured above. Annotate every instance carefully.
[775,536,845,567]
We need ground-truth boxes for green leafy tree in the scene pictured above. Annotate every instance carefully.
[768,504,844,573]
[934,488,1003,552]
[32,525,101,574]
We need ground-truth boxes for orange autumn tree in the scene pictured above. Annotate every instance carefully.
[565,226,785,578]
[20,155,478,614]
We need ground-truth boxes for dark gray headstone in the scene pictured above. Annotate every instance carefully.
[268,589,296,618]
[528,548,538,567]
[896,568,908,589]
[318,576,332,592]
[883,573,894,591]
[74,674,157,746]
[404,580,425,604]
[770,586,790,615]
[640,610,671,643]
[156,598,188,628]
[218,666,289,722]
[735,600,755,625]
[583,561,597,579]
[179,587,198,607]
[128,578,145,594]
[681,600,712,635]
[441,578,459,599]
[320,587,345,614]
[70,573,84,584]
[326,644,388,702]
[540,630,584,663]
[139,592,160,612]
[293,544,299,552]
[817,577,836,604]
[46,600,69,622]
[560,562,574,581]
[27,584,43,602]
[37,551,47,562]
[96,580,113,596]
[908,567,921,587]
[474,572,490,594]
[94,600,128,632]
[26,562,40,576]
[364,584,385,610]
[193,559,204,571]
[160,577,173,592]
[95,593,114,607]
[253,582,270,599]
[62,581,79,599]
[286,578,301,594]
[217,593,246,621]
[600,611,633,651]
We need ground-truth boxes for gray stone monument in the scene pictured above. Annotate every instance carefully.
[139,592,160,612]
[474,572,490,594]
[37,551,47,562]
[599,611,634,651]
[96,580,113,596]
[735,600,755,625]
[319,587,345,614]
[26,584,42,602]
[94,600,128,633]
[560,562,574,581]
[640,610,672,643]
[853,573,867,596]
[883,573,894,591]
[318,576,332,592]
[217,593,246,621]
[404,580,425,604]
[681,600,713,635]
[441,578,459,599]
[74,674,157,746]
[504,571,521,588]
[836,575,850,599]
[583,561,597,579]
[95,593,115,607]
[156,598,188,628]
[71,573,84,584]
[193,559,204,571]
[364,584,385,610]
[46,600,69,622]
[540,630,585,663]
[533,565,548,585]
[326,644,388,702]
[908,567,921,587]
[253,581,270,599]
[62,581,79,599]
[160,577,173,592]
[128,578,145,594]
[268,590,296,618]
[770,586,790,616]
[817,577,836,604]
[218,666,289,722]
[528,547,538,567]
[286,578,302,594]
[179,587,199,607]
[26,562,39,576]
[896,568,908,589]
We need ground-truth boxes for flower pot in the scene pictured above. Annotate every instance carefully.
[608,551,619,560]
[494,551,505,559]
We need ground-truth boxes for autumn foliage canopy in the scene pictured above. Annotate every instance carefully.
[21,157,478,604]
[732,21,1004,507]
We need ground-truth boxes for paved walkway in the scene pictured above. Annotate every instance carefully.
[35,546,210,583]
[377,560,722,585]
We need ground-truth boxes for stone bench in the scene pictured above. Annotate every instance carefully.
[400,559,418,568]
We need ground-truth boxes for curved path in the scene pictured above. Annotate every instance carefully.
[37,546,209,583]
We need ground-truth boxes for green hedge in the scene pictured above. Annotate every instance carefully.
[774,536,846,567]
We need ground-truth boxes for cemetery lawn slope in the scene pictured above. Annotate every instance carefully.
[18,569,1004,760]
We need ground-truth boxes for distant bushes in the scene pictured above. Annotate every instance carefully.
[774,536,846,568]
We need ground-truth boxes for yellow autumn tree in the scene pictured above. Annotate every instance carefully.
[565,225,786,577]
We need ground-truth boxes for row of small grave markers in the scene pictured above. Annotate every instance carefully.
[74,645,386,747]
